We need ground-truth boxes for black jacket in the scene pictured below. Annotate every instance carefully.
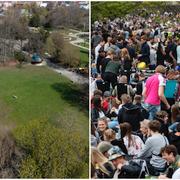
[169,133,180,154]
[139,42,150,64]
[118,103,143,132]
[101,58,111,77]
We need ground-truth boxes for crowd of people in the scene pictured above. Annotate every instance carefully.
[91,10,180,179]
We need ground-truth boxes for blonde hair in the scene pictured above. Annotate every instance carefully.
[91,147,114,175]
[107,49,115,56]
[140,119,150,129]
[155,65,166,74]
[121,94,131,104]
[120,48,130,60]
[104,129,116,141]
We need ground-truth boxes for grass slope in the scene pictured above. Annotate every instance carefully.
[0,66,88,139]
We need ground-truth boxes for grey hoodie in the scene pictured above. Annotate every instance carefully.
[137,134,169,168]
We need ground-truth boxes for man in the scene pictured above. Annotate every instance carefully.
[92,31,102,49]
[118,94,143,132]
[138,35,150,65]
[95,40,105,64]
[96,49,106,74]
[169,38,177,68]
[104,36,112,52]
[142,65,170,120]
[101,50,115,80]
[108,146,145,178]
[137,120,169,176]
[158,145,180,179]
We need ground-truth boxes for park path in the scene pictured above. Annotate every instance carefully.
[37,60,88,84]
[68,31,89,50]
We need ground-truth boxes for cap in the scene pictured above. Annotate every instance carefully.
[108,146,125,161]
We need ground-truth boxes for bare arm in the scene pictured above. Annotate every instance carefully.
[158,86,170,109]
[142,87,147,100]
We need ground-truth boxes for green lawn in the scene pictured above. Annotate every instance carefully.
[78,42,89,48]
[0,66,88,139]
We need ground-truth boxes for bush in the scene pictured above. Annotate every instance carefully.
[13,119,88,178]
[14,51,27,64]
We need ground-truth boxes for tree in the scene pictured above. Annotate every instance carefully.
[45,31,64,60]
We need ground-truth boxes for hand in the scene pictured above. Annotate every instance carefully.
[158,174,168,179]
[166,104,170,110]
[117,163,123,170]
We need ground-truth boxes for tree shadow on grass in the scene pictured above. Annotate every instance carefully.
[51,82,88,113]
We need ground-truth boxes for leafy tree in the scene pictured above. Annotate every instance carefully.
[44,31,64,60]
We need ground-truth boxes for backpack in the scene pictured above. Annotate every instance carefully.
[164,80,178,99]
[117,83,131,100]
[96,80,110,93]
[117,160,147,178]
[132,159,149,178]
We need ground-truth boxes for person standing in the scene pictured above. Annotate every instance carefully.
[142,65,170,120]
[103,54,121,89]
[138,35,150,65]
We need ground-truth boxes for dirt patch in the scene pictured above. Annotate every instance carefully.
[0,60,19,67]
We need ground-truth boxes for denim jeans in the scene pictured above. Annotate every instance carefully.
[143,103,161,120]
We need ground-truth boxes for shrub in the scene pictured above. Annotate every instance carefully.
[13,119,88,178]
[14,51,27,65]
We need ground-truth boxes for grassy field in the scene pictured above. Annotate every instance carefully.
[0,65,88,139]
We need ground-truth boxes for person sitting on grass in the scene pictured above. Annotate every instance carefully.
[169,123,180,154]
[91,147,115,178]
[138,119,150,143]
[108,146,145,178]
[97,117,109,141]
[158,145,180,179]
[137,120,169,176]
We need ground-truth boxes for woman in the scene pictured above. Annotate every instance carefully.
[120,48,132,82]
[91,147,115,178]
[97,117,109,141]
[91,95,105,126]
[120,122,144,158]
[108,98,120,120]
